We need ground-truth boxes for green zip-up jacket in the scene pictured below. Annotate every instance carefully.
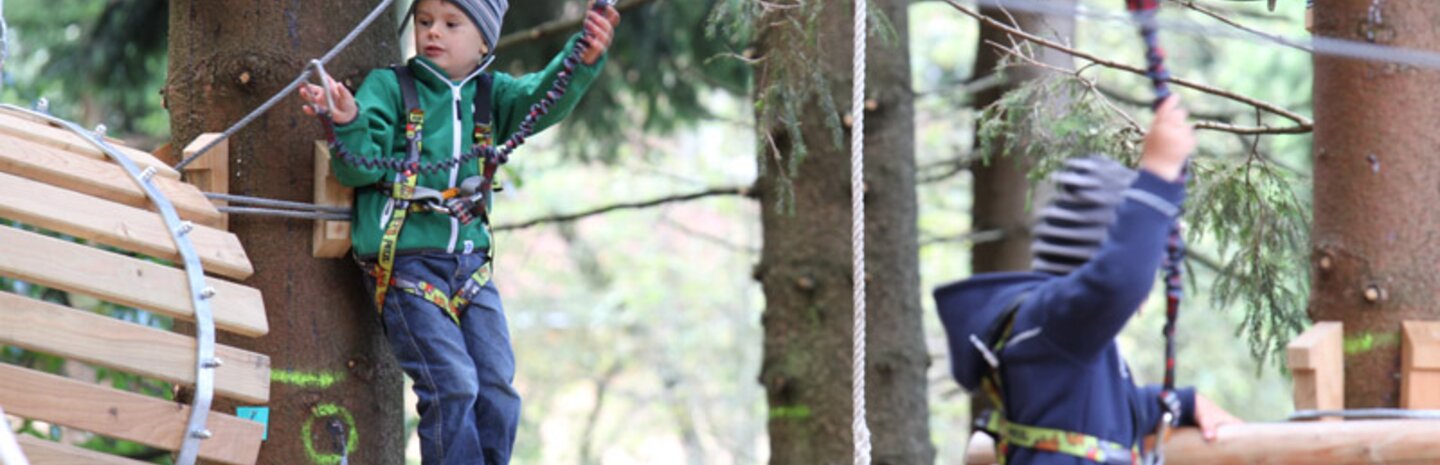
[333,34,605,259]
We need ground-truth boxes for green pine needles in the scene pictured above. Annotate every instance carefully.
[977,75,1311,367]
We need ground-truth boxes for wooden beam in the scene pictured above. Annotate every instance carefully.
[967,420,1440,465]
[0,130,223,227]
[17,436,152,465]
[0,226,268,337]
[312,141,352,258]
[1403,321,1440,409]
[0,110,177,180]
[0,365,263,465]
[0,171,254,280]
[182,134,230,230]
[0,292,270,403]
[1287,322,1344,416]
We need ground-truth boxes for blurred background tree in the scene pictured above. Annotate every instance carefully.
[0,0,1321,463]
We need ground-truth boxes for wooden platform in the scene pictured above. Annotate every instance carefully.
[0,119,269,465]
[964,322,1440,464]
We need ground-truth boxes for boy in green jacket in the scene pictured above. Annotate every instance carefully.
[299,1,618,463]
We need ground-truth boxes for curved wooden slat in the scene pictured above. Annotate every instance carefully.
[0,171,253,279]
[0,365,263,465]
[0,292,270,403]
[17,436,153,465]
[0,110,177,180]
[0,226,267,337]
[0,132,223,227]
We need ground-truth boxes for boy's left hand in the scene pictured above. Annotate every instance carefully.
[1193,393,1242,442]
[581,1,620,65]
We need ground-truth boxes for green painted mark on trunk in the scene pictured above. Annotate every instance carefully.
[1344,331,1400,355]
[770,405,812,420]
[271,369,344,389]
[302,403,358,465]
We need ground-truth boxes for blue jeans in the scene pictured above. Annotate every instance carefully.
[367,253,520,465]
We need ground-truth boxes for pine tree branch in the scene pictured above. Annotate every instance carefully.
[1169,0,1313,53]
[495,0,663,51]
[920,228,1012,248]
[943,0,1313,132]
[492,185,755,232]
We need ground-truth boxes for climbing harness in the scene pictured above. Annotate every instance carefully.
[972,295,1144,465]
[310,0,614,319]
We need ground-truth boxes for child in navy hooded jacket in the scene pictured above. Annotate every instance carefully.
[935,97,1240,465]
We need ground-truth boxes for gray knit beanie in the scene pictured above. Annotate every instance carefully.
[407,0,509,51]
[1030,156,1137,275]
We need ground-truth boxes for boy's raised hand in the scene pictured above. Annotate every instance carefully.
[1139,96,1195,182]
[300,76,358,125]
[581,1,621,66]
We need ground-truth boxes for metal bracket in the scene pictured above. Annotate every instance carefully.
[2,104,220,465]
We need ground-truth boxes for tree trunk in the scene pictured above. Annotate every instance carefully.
[754,1,932,463]
[967,0,1074,421]
[167,2,405,463]
[1310,0,1440,408]
[969,2,1076,274]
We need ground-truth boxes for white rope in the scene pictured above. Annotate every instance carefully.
[0,0,9,91]
[0,407,31,465]
[850,0,871,463]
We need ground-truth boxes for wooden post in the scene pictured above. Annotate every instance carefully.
[182,133,229,230]
[312,141,352,258]
[1402,321,1440,409]
[1287,322,1344,418]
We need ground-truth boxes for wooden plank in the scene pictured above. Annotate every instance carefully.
[182,134,230,230]
[0,292,270,403]
[18,436,152,465]
[0,110,177,180]
[0,365,263,465]
[968,421,1440,465]
[1403,321,1440,409]
[313,141,352,258]
[0,226,268,337]
[1286,322,1343,416]
[0,171,253,280]
[0,131,223,227]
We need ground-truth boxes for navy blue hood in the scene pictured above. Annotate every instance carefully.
[933,272,1049,391]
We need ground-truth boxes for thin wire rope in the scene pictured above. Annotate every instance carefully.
[850,0,871,464]
[217,206,351,221]
[173,0,398,171]
[206,192,351,213]
[960,0,1440,71]
[1289,409,1440,421]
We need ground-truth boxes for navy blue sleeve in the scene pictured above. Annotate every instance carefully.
[1135,385,1199,433]
[1025,170,1186,360]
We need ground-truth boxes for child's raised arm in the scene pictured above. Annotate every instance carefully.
[1026,96,1195,359]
